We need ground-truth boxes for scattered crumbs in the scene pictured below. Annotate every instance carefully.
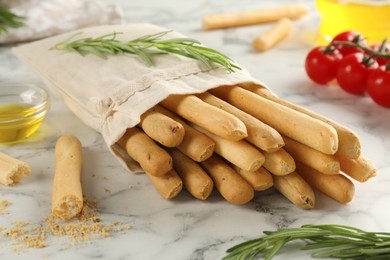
[92,174,96,177]
[0,199,132,252]
[0,200,10,215]
[104,188,111,193]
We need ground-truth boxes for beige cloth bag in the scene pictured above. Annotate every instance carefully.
[13,23,265,172]
[0,0,123,43]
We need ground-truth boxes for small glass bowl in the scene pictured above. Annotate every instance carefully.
[0,83,50,143]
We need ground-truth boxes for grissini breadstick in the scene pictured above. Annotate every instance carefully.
[194,125,265,172]
[139,106,185,147]
[200,154,254,205]
[117,127,172,177]
[146,169,183,200]
[202,3,309,30]
[168,148,214,200]
[336,154,376,182]
[197,92,284,152]
[210,86,339,155]
[273,171,315,209]
[0,152,30,186]
[233,166,273,191]
[52,135,83,221]
[296,161,354,204]
[246,85,361,159]
[154,105,215,162]
[262,148,296,176]
[160,94,247,141]
[253,18,292,52]
[283,135,340,175]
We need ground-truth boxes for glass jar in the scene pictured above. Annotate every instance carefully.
[316,0,390,43]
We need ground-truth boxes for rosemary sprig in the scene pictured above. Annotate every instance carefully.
[51,31,241,72]
[0,6,24,35]
[223,224,390,260]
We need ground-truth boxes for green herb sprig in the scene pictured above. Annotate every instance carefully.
[224,224,390,260]
[51,31,241,72]
[0,6,24,35]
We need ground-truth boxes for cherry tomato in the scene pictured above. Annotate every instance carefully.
[305,46,343,85]
[331,31,367,56]
[336,53,379,95]
[370,43,390,66]
[367,66,390,107]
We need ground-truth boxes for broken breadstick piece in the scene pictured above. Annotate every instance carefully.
[253,18,292,52]
[52,135,83,221]
[273,171,315,209]
[139,106,185,147]
[160,94,247,141]
[0,152,30,186]
[202,3,309,30]
[147,169,183,200]
[118,127,172,177]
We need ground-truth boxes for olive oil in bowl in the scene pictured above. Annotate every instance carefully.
[0,84,50,143]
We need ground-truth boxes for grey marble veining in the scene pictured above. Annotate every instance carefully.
[1,0,390,259]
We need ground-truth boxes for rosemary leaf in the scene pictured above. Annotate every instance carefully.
[51,31,241,72]
[224,224,390,260]
[0,6,24,35]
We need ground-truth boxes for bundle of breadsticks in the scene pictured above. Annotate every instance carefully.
[12,23,376,210]
[115,83,376,209]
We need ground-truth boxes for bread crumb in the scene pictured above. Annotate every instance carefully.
[0,200,10,215]
[104,188,111,193]
[1,199,131,251]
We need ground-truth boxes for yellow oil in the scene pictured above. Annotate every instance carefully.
[316,0,390,44]
[0,104,45,143]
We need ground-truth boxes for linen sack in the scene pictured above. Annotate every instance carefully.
[13,23,266,172]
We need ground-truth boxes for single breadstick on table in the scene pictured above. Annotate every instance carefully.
[210,86,339,155]
[118,127,172,177]
[160,94,247,141]
[336,154,376,183]
[246,85,361,159]
[283,135,340,175]
[233,166,273,191]
[198,92,284,152]
[147,169,183,200]
[168,148,214,200]
[273,171,315,209]
[253,18,292,52]
[0,152,30,186]
[52,135,83,221]
[262,148,296,176]
[200,154,254,205]
[202,3,309,30]
[154,105,215,162]
[296,161,354,204]
[139,106,185,147]
[194,125,265,172]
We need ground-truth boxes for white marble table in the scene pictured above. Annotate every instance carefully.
[1,0,390,259]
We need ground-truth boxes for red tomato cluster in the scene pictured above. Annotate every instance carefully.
[305,31,390,108]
